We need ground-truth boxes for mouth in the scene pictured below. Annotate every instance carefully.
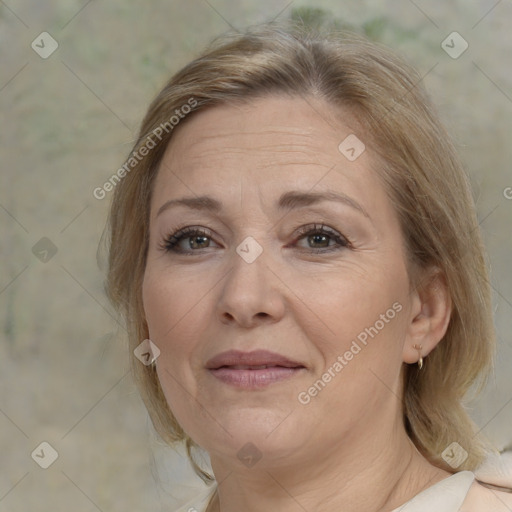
[206,350,306,389]
[220,364,297,370]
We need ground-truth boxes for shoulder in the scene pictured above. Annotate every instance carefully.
[461,450,512,511]
[459,480,512,511]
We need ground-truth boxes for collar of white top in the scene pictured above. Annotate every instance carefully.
[389,471,475,512]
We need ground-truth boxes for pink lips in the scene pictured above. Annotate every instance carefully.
[206,349,306,389]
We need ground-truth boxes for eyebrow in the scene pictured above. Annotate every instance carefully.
[156,190,371,219]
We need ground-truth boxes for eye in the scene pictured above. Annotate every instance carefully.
[291,223,351,253]
[160,223,351,255]
[160,226,218,254]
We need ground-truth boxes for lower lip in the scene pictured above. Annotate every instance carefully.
[209,367,305,389]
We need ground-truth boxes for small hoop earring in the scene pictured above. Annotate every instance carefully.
[413,344,423,370]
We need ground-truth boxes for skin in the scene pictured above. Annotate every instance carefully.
[142,94,454,512]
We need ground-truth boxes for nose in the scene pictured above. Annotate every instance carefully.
[216,240,286,328]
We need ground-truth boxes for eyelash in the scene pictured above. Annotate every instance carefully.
[159,223,352,255]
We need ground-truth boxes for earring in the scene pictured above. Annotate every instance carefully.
[413,344,423,370]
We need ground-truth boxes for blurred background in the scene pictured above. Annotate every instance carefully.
[0,0,511,510]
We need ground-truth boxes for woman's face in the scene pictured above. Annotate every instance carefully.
[142,94,415,468]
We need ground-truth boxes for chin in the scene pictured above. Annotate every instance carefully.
[193,407,304,462]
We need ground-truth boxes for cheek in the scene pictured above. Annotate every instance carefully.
[141,269,200,378]
[306,272,410,412]
[143,270,206,431]
[303,284,407,414]
[142,267,202,342]
[142,271,171,340]
[311,269,406,350]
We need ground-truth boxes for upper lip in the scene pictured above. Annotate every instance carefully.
[205,350,305,370]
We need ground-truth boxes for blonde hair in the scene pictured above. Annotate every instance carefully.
[104,21,496,482]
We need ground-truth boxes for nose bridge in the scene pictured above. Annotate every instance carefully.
[216,233,283,325]
[225,234,269,298]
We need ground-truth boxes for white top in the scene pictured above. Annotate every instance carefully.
[174,465,512,512]
[389,470,474,511]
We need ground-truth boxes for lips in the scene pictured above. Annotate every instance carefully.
[205,349,305,370]
[206,350,306,389]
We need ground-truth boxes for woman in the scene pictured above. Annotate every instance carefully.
[105,22,512,511]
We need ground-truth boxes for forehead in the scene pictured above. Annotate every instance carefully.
[162,95,358,165]
[150,94,390,220]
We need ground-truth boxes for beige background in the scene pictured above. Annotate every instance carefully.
[1,0,511,510]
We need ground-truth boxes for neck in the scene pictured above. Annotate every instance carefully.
[207,416,451,512]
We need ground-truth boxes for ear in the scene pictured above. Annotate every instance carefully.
[402,267,452,364]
